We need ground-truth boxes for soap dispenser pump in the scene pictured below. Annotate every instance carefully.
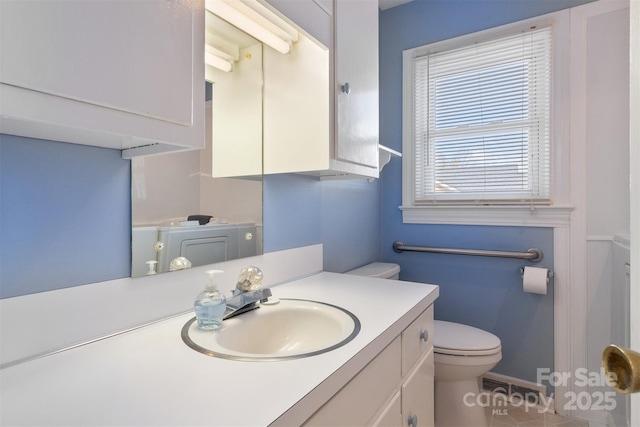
[194,269,227,330]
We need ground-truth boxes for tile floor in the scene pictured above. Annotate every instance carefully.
[485,399,590,427]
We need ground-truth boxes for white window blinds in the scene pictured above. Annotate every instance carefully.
[413,26,552,204]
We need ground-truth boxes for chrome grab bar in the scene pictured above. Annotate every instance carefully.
[392,241,543,263]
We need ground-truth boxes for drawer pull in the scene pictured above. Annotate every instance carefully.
[420,330,429,342]
[408,414,418,427]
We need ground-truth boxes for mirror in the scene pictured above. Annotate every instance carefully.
[131,1,329,277]
[130,156,263,277]
[131,13,264,278]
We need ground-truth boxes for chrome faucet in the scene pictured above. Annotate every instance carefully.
[223,266,272,320]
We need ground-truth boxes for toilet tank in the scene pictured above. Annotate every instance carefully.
[346,262,401,280]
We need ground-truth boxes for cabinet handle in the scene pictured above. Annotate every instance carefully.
[408,414,418,427]
[341,82,351,94]
[420,330,429,342]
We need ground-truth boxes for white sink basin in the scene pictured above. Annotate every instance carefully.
[182,299,360,361]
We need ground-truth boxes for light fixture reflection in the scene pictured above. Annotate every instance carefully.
[205,0,296,55]
[205,53,233,73]
[205,45,234,72]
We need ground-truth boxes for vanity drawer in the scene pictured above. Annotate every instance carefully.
[401,305,434,376]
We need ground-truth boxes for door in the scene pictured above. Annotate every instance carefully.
[629,0,639,424]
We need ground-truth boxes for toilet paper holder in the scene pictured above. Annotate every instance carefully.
[520,267,554,279]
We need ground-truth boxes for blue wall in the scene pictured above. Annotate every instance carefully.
[379,0,592,387]
[263,173,381,273]
[0,135,131,299]
[0,137,381,298]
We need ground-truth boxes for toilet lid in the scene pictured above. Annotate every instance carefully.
[434,320,501,356]
[346,262,400,278]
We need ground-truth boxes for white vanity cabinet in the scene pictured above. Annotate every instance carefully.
[262,0,379,179]
[0,269,438,426]
[398,307,436,427]
[302,305,435,427]
[0,0,205,158]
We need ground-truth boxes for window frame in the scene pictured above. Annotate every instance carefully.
[400,11,573,227]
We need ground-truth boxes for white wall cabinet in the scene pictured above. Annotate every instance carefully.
[263,0,379,179]
[302,305,434,427]
[0,0,205,158]
[333,0,379,175]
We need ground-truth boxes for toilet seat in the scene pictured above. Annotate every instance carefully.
[434,320,502,356]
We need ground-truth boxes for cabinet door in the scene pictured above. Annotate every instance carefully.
[372,391,402,427]
[402,349,435,427]
[0,0,204,156]
[1,0,193,124]
[303,337,401,426]
[334,0,379,169]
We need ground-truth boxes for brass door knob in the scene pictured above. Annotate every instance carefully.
[602,344,640,393]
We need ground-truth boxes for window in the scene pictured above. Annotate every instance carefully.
[405,25,552,206]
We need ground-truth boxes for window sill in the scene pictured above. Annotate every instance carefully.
[399,205,574,227]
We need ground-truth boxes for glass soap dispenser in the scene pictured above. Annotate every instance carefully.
[194,269,227,330]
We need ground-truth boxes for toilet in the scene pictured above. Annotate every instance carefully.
[346,262,502,427]
[433,320,502,427]
[345,261,400,280]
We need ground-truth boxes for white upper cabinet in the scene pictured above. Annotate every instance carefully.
[0,0,205,158]
[262,0,379,179]
[334,0,379,174]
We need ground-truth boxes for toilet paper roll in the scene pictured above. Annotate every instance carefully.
[522,266,549,295]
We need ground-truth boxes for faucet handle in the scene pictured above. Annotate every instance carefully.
[169,256,191,271]
[236,266,264,292]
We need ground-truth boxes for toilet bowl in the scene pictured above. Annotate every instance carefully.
[346,263,502,427]
[434,320,502,427]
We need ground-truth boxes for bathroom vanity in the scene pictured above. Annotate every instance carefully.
[298,304,434,427]
[0,270,438,426]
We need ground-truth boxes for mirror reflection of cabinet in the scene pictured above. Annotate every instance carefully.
[262,28,331,174]
[0,0,205,158]
[264,0,332,47]
[131,9,267,278]
[205,12,263,178]
[206,0,378,179]
[264,0,380,179]
[206,0,330,178]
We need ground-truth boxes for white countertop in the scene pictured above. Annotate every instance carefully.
[0,272,438,427]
